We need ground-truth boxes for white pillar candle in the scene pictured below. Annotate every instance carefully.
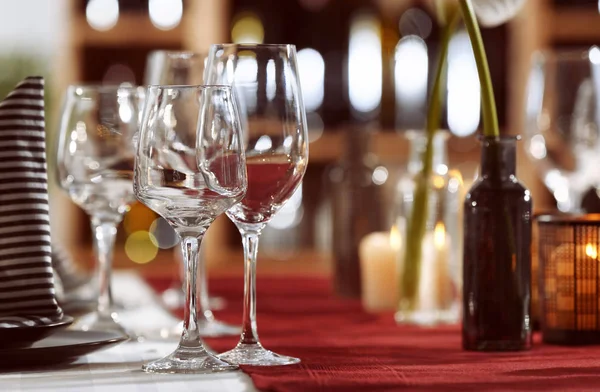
[359,228,402,312]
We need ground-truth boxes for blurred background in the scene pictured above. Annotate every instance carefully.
[1,0,599,273]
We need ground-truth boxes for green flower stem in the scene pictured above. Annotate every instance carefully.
[458,0,499,138]
[401,12,460,310]
[459,1,517,271]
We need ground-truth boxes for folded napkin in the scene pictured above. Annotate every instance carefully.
[0,76,65,327]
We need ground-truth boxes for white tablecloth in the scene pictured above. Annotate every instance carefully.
[0,341,257,392]
[0,272,258,392]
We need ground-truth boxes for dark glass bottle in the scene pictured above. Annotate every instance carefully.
[328,128,387,298]
[462,136,533,351]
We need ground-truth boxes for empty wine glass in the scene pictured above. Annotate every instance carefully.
[56,85,144,333]
[144,50,236,337]
[145,51,207,87]
[135,84,246,373]
[205,44,309,366]
[525,47,600,212]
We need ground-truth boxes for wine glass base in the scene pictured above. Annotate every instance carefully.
[218,343,300,366]
[143,346,239,374]
[73,311,129,337]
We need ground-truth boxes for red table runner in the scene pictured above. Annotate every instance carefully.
[148,276,600,391]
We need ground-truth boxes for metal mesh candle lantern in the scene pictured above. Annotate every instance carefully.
[537,214,600,344]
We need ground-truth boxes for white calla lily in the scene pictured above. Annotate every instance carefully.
[471,0,526,27]
[429,0,526,27]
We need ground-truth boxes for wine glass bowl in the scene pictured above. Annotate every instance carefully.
[136,88,246,226]
[206,43,309,366]
[525,47,600,212]
[227,144,307,224]
[58,86,140,218]
[56,85,144,333]
[135,84,246,374]
[145,51,207,86]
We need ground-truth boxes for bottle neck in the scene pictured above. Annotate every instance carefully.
[407,131,449,174]
[480,137,517,180]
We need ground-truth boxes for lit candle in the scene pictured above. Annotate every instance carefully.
[359,227,402,312]
[547,242,599,329]
[418,222,451,311]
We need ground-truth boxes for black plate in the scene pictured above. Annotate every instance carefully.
[0,330,128,368]
[0,316,74,348]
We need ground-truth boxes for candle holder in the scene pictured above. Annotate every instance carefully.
[531,213,542,331]
[393,131,463,326]
[537,214,600,345]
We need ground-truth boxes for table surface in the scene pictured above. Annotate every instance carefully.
[5,270,600,392]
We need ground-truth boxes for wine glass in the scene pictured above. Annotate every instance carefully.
[205,44,309,366]
[144,50,236,337]
[524,47,600,212]
[56,85,144,333]
[134,84,246,373]
[145,51,206,87]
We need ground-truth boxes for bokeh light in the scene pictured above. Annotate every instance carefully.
[86,0,119,31]
[590,46,600,64]
[148,0,183,30]
[102,63,135,85]
[307,112,324,142]
[124,203,156,234]
[231,12,264,44]
[297,48,325,112]
[149,217,180,249]
[448,30,480,137]
[372,166,389,185]
[348,13,382,115]
[395,36,428,102]
[125,231,158,264]
[394,35,428,128]
[399,8,432,39]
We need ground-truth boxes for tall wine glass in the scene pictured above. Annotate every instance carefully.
[144,50,236,336]
[205,44,309,366]
[525,47,600,212]
[134,84,246,373]
[56,85,144,333]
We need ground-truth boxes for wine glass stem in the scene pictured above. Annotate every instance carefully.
[177,245,214,322]
[240,231,260,345]
[91,217,118,317]
[180,235,207,349]
[198,248,214,322]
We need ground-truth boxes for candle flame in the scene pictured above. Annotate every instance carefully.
[586,243,598,259]
[434,222,445,248]
[389,225,402,251]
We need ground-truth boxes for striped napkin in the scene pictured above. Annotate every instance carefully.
[0,76,65,327]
